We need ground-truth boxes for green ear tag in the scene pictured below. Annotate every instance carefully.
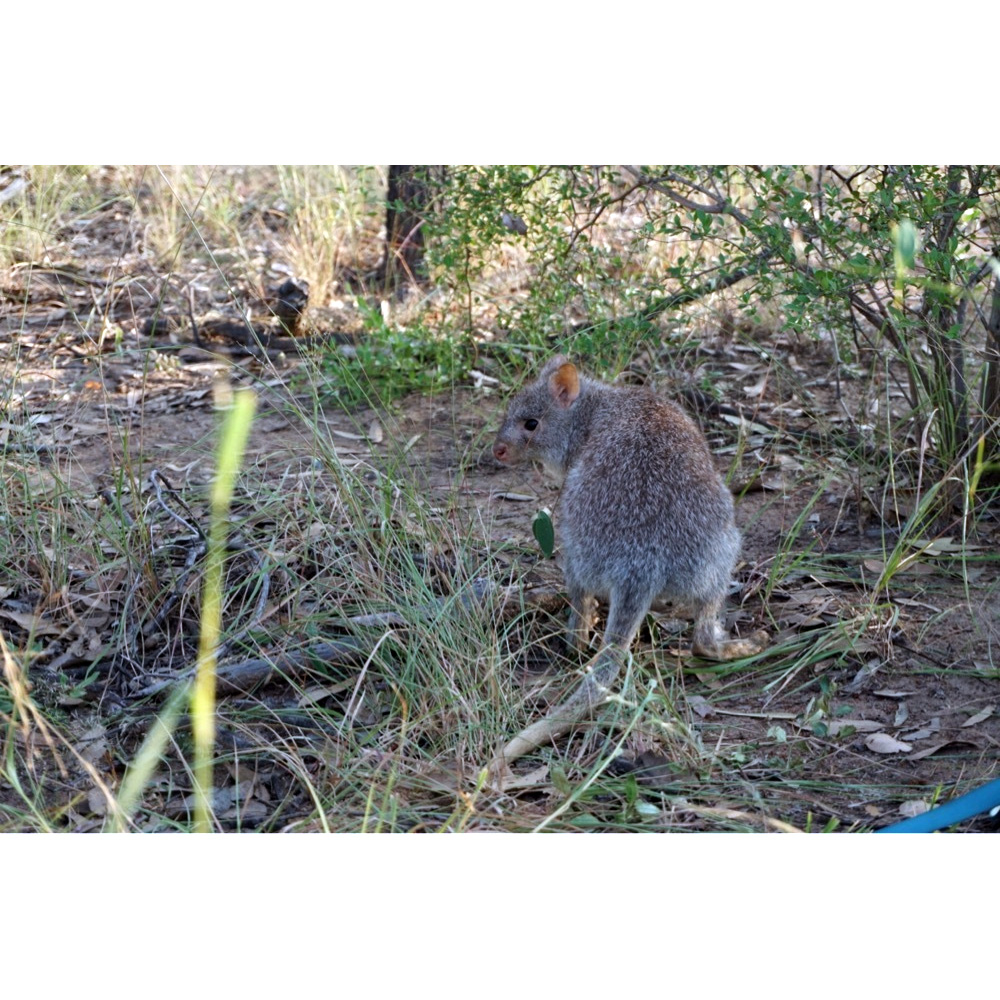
[532,508,555,558]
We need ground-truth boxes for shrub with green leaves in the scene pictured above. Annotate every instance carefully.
[384,166,1000,516]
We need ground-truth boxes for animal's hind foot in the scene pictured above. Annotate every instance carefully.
[692,628,768,661]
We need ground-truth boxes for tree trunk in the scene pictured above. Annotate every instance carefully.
[982,264,1000,470]
[380,165,435,290]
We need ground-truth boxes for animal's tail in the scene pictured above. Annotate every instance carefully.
[492,646,627,770]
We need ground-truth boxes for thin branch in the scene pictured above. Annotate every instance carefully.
[621,165,744,220]
[564,179,645,256]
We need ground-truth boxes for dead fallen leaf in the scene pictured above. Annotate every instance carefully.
[219,800,270,823]
[863,558,935,577]
[844,658,884,692]
[469,369,500,388]
[894,597,943,613]
[498,764,550,790]
[902,716,942,741]
[687,695,715,718]
[680,803,803,833]
[0,609,64,636]
[74,724,109,766]
[906,537,988,555]
[865,733,913,754]
[827,718,885,734]
[909,740,977,761]
[715,708,796,720]
[898,800,930,818]
[961,705,995,728]
[296,678,356,706]
[87,787,109,816]
[718,413,774,436]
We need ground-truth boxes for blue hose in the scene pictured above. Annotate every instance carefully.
[875,775,1000,832]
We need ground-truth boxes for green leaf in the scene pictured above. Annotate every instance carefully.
[532,508,555,558]
[550,765,572,794]
[893,218,918,271]
[813,269,837,293]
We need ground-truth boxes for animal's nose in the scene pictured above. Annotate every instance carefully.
[493,442,508,462]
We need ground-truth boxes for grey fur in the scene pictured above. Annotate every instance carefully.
[492,356,767,767]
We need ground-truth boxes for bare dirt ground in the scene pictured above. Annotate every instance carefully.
[2,188,999,832]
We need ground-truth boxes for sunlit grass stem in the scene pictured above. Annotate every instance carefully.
[192,387,256,833]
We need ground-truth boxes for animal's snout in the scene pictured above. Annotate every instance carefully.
[493,441,510,463]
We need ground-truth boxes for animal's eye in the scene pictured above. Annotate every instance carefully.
[524,419,538,432]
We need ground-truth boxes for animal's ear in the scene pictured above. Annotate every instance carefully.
[549,361,580,407]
